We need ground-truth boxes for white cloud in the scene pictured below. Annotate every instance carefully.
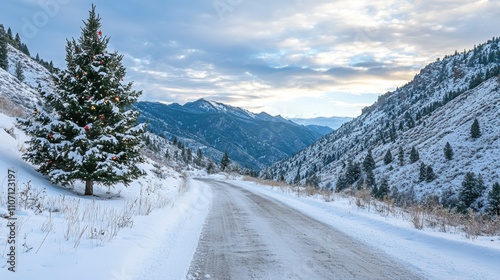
[3,0,500,117]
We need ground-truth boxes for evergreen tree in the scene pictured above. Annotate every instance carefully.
[0,25,8,70]
[390,122,397,142]
[306,173,320,188]
[444,142,453,160]
[294,168,301,185]
[371,184,379,197]
[335,174,349,192]
[19,5,146,196]
[366,169,376,190]
[410,146,419,163]
[425,165,436,182]
[398,146,404,166]
[220,150,230,171]
[14,33,21,49]
[346,160,361,184]
[377,177,390,199]
[195,148,203,165]
[206,161,215,174]
[488,182,500,215]
[21,43,30,56]
[7,27,13,41]
[470,118,481,139]
[363,149,375,172]
[279,173,285,182]
[419,162,427,182]
[383,149,393,165]
[458,172,486,212]
[15,60,24,82]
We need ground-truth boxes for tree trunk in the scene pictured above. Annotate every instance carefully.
[85,180,93,196]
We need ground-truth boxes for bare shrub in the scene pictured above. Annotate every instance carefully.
[462,212,482,240]
[354,189,371,210]
[305,185,320,196]
[321,189,334,202]
[242,176,286,187]
[376,196,396,217]
[410,206,424,230]
[18,181,46,214]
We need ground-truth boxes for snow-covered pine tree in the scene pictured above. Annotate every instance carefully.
[383,149,393,165]
[444,142,453,160]
[470,118,481,139]
[488,182,500,215]
[362,149,375,172]
[220,150,230,171]
[15,60,24,82]
[398,146,404,166]
[419,162,427,182]
[19,5,146,196]
[410,146,419,163]
[458,172,486,212]
[425,165,436,182]
[377,177,390,199]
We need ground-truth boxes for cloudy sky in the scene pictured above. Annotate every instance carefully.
[2,0,500,118]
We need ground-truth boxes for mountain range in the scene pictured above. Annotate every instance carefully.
[135,99,327,169]
[290,116,352,130]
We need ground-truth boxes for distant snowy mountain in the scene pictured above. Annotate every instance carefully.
[302,124,333,136]
[135,99,324,169]
[266,37,500,209]
[290,116,352,130]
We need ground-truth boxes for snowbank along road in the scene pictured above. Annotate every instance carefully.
[187,179,423,279]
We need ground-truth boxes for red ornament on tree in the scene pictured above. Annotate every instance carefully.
[49,134,54,139]
[112,156,117,161]
[98,30,102,36]
[85,125,90,131]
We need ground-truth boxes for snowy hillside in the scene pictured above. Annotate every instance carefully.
[267,37,500,206]
[1,45,54,108]
[0,110,213,279]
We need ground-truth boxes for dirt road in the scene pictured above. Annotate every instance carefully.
[187,179,423,280]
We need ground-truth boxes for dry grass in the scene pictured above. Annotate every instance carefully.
[409,206,425,230]
[0,177,173,251]
[353,189,372,211]
[242,176,286,187]
[0,96,26,117]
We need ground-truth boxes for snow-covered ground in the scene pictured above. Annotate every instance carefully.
[0,111,211,279]
[1,109,500,279]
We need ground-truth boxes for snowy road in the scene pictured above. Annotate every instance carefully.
[187,179,423,280]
